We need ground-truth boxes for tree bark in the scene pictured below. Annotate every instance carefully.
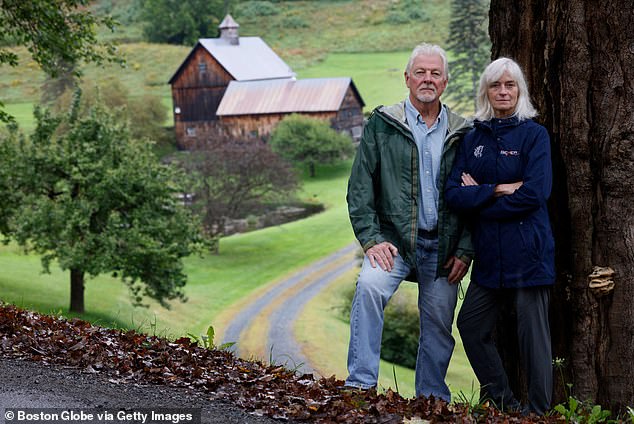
[70,268,85,314]
[489,0,634,411]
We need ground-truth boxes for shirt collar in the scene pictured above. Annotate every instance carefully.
[405,98,446,128]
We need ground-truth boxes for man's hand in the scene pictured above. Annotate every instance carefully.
[494,181,523,197]
[366,242,399,272]
[444,256,469,284]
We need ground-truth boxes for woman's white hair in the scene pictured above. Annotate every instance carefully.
[405,43,449,79]
[475,57,538,121]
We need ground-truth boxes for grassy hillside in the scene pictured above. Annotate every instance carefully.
[1,0,454,130]
[233,0,451,68]
[2,47,413,133]
[87,0,450,67]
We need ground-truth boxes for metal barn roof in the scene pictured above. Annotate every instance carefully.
[169,37,294,84]
[199,37,294,81]
[216,77,361,116]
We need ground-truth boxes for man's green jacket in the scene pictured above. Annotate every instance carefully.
[347,101,474,279]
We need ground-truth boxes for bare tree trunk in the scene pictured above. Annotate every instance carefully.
[70,268,85,314]
[489,0,634,411]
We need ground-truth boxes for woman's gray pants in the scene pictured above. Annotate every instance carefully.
[457,283,552,415]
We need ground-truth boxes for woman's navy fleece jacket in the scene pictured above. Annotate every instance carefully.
[445,116,555,289]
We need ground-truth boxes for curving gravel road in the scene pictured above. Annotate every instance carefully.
[1,244,360,423]
[221,242,359,376]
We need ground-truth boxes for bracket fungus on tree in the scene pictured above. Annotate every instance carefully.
[588,266,615,297]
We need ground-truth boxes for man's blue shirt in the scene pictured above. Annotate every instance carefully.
[405,98,447,232]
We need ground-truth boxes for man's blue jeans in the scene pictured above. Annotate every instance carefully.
[345,237,458,401]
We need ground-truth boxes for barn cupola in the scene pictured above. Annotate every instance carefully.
[218,14,240,45]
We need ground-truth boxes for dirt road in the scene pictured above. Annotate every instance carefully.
[221,243,358,375]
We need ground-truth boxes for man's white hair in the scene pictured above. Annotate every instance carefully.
[405,43,449,79]
[475,57,538,121]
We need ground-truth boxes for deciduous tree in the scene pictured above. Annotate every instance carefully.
[489,0,634,411]
[0,0,121,122]
[140,0,237,45]
[1,92,201,313]
[183,140,298,252]
[52,78,170,146]
[270,114,354,178]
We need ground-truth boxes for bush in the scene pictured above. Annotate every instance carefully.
[385,0,429,24]
[51,78,169,147]
[385,11,411,24]
[281,15,309,29]
[182,140,299,250]
[340,281,419,369]
[270,114,354,177]
[237,1,280,19]
[381,291,419,369]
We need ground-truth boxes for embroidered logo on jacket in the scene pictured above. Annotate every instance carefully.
[473,145,484,158]
[499,150,519,156]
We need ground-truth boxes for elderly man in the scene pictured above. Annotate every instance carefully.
[345,43,473,401]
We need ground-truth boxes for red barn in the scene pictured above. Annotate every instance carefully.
[169,15,365,149]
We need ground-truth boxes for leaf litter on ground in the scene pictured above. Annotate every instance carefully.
[0,303,558,423]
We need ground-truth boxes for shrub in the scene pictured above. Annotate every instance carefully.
[340,280,419,369]
[238,1,280,20]
[270,114,353,177]
[281,15,309,29]
[182,140,299,251]
[385,11,411,25]
[385,0,429,24]
[381,290,419,369]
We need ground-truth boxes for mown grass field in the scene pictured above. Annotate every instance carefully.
[0,160,354,334]
[296,267,478,399]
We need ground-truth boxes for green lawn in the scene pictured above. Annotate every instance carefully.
[295,266,479,400]
[297,51,410,112]
[0,160,356,337]
[3,102,37,134]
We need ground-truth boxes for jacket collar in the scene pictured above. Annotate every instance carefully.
[377,100,472,137]
[475,115,523,131]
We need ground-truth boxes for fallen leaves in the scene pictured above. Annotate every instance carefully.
[0,303,557,423]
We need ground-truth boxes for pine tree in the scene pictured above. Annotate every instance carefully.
[446,0,491,114]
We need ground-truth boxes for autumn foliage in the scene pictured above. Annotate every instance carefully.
[0,303,558,423]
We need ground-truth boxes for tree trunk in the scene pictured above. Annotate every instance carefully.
[489,0,634,411]
[70,268,85,314]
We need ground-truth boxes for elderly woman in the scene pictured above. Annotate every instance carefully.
[445,58,554,415]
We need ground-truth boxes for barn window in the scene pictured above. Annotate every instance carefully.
[186,127,196,136]
[351,126,362,139]
[198,62,207,74]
